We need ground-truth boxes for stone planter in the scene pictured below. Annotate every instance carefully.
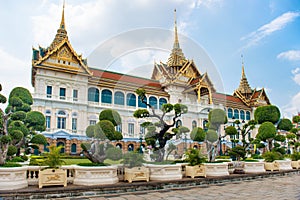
[291,160,300,169]
[145,164,182,181]
[185,165,206,178]
[73,165,118,186]
[0,166,28,190]
[124,166,149,183]
[39,168,67,188]
[204,162,229,176]
[244,161,265,173]
[275,160,292,170]
[264,162,279,171]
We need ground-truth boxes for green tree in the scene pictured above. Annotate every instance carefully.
[256,122,277,151]
[293,115,300,128]
[206,108,227,162]
[133,88,188,162]
[190,127,206,142]
[254,105,280,124]
[0,85,46,165]
[277,118,293,131]
[81,109,123,163]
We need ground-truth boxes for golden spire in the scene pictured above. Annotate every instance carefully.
[49,1,68,51]
[237,55,252,96]
[167,9,186,68]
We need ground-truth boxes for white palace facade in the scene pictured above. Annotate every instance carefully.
[31,7,270,154]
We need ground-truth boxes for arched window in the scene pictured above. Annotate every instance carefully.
[88,87,99,102]
[149,96,158,109]
[176,120,182,128]
[126,93,136,107]
[57,142,65,153]
[101,89,112,104]
[128,144,134,151]
[71,143,77,154]
[227,108,233,118]
[246,111,251,120]
[240,110,245,120]
[116,143,122,149]
[159,98,167,109]
[57,110,67,129]
[192,120,197,130]
[114,91,124,105]
[234,109,239,119]
[138,96,147,108]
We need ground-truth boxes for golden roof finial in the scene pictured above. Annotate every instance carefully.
[241,54,245,78]
[60,0,66,29]
[173,9,180,49]
[48,1,68,51]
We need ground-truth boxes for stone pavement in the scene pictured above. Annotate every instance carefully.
[86,174,300,200]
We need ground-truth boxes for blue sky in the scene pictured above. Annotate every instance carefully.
[0,0,299,118]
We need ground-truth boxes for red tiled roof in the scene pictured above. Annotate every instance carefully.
[251,90,261,99]
[90,68,162,88]
[212,93,243,103]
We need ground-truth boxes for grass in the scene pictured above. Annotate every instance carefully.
[62,158,92,165]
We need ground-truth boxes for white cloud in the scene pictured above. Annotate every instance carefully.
[282,92,300,118]
[0,48,32,110]
[277,50,300,61]
[291,67,300,86]
[241,11,300,48]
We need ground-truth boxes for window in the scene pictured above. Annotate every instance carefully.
[149,96,158,109]
[227,108,233,118]
[140,125,145,135]
[116,124,122,133]
[176,120,182,128]
[101,89,112,104]
[246,111,251,120]
[234,109,239,119]
[57,110,66,129]
[71,143,77,154]
[192,120,197,130]
[203,120,208,131]
[138,96,147,108]
[114,91,124,105]
[73,89,78,101]
[46,116,51,129]
[128,123,134,136]
[59,88,66,100]
[159,98,167,109]
[126,93,136,107]
[240,110,245,120]
[72,118,77,133]
[90,120,96,125]
[88,87,99,102]
[46,86,52,98]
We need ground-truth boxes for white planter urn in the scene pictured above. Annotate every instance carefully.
[73,165,118,186]
[124,166,149,183]
[244,161,266,173]
[291,160,300,169]
[145,164,182,181]
[185,165,206,178]
[275,160,292,170]
[204,162,229,176]
[0,166,28,190]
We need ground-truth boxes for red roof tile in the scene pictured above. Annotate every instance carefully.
[90,68,162,88]
[212,93,243,103]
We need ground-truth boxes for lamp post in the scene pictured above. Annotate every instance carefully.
[139,132,143,154]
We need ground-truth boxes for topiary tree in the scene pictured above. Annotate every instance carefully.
[256,122,277,151]
[254,105,280,124]
[277,118,293,132]
[0,85,47,165]
[206,108,227,162]
[81,109,123,164]
[293,115,300,128]
[190,127,206,142]
[133,88,188,162]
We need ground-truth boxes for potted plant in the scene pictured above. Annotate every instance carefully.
[262,151,283,171]
[38,145,67,188]
[185,148,206,178]
[291,152,300,169]
[123,152,149,183]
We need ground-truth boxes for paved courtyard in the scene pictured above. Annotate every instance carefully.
[85,174,300,200]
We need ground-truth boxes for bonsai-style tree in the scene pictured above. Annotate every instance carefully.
[237,120,257,148]
[0,85,47,165]
[166,143,176,161]
[228,146,246,161]
[293,115,300,128]
[122,151,145,168]
[190,127,206,143]
[254,105,280,124]
[256,122,277,151]
[277,118,293,132]
[133,88,188,162]
[206,108,227,162]
[81,109,123,164]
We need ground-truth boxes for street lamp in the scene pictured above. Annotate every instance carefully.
[139,132,143,154]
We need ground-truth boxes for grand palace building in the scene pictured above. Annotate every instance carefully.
[31,6,270,155]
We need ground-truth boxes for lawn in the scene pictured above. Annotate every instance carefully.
[62,158,123,165]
